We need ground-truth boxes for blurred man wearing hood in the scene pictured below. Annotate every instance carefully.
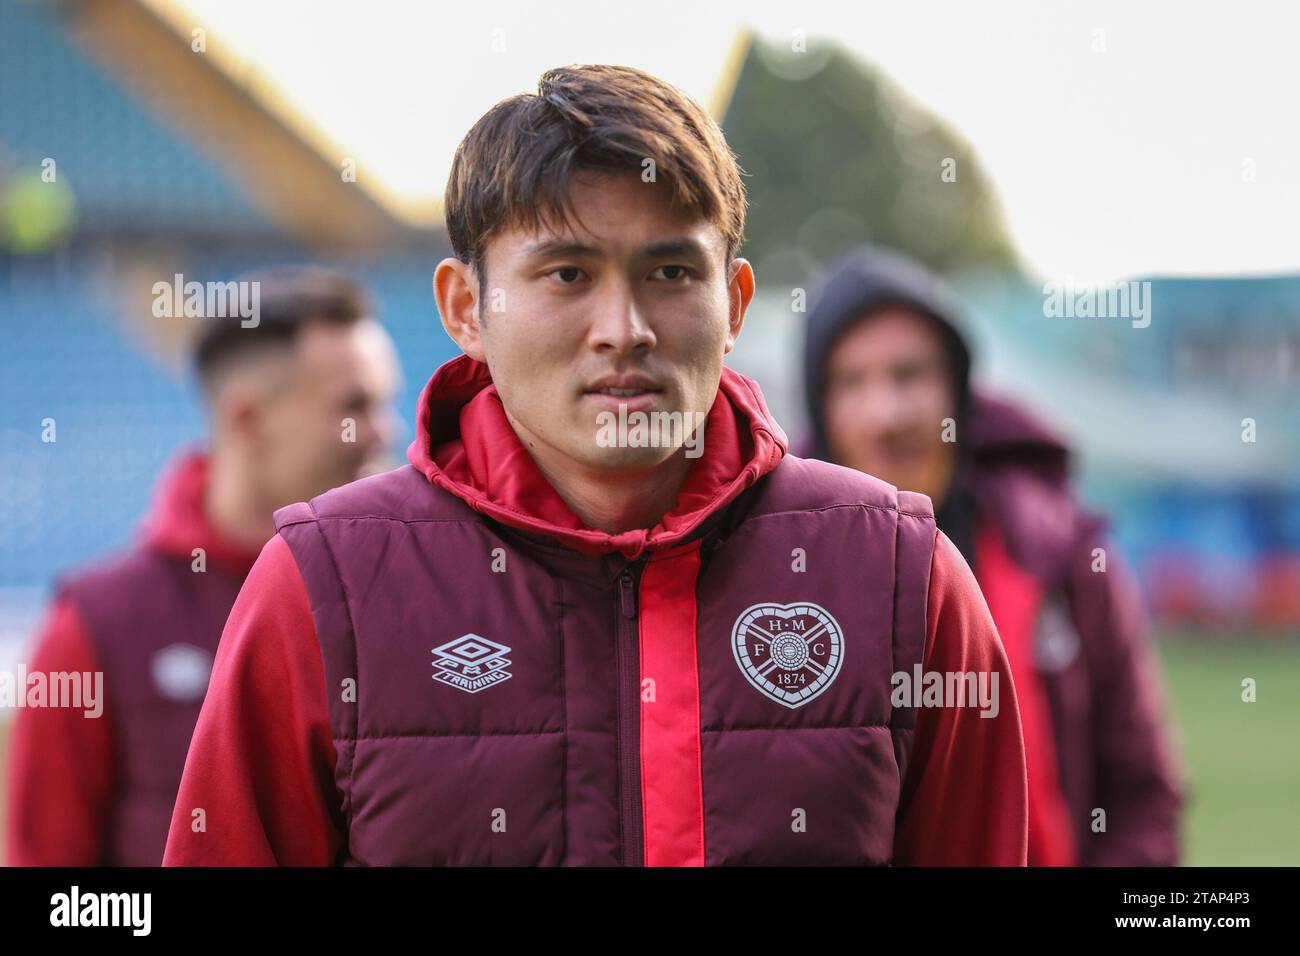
[802,245,1185,866]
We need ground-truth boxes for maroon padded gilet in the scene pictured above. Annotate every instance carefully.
[59,550,244,866]
[275,454,935,865]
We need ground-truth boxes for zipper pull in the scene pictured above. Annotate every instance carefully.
[619,568,637,619]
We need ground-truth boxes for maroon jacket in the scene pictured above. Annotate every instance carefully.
[5,451,261,866]
[966,391,1186,865]
[801,245,1186,865]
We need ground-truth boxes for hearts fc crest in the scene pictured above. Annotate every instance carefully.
[731,602,844,708]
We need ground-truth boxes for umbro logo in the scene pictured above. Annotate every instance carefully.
[431,633,513,694]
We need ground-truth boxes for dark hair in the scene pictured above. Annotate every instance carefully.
[192,266,373,389]
[444,64,748,293]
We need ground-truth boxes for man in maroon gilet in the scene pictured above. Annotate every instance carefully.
[801,245,1185,865]
[5,269,399,865]
[166,66,1029,867]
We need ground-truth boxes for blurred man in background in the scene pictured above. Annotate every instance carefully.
[5,267,399,865]
[802,245,1186,866]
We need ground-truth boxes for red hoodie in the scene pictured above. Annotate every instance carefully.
[4,450,261,866]
[164,358,1028,866]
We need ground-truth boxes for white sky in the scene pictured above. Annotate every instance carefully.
[153,0,1300,282]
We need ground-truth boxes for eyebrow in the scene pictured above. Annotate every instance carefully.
[520,236,713,262]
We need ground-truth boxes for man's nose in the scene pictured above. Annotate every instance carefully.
[357,404,398,454]
[585,281,656,355]
[376,405,402,450]
[856,383,913,434]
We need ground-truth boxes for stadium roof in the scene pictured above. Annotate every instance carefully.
[0,0,421,251]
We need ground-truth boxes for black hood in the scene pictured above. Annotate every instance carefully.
[801,244,973,461]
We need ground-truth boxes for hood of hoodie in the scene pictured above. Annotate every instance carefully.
[964,390,1102,585]
[800,245,1099,584]
[801,244,973,462]
[406,353,789,559]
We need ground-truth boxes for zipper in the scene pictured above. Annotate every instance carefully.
[615,556,647,866]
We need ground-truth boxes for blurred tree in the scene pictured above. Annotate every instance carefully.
[721,35,1021,287]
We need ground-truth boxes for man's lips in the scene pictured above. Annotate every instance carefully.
[869,445,929,470]
[582,389,663,411]
[584,386,662,397]
[582,373,664,404]
[581,376,665,411]
[582,373,662,395]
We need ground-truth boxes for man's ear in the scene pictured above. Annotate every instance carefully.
[212,376,266,447]
[723,257,755,354]
[433,257,485,361]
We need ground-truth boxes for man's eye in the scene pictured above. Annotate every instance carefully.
[651,265,691,281]
[548,266,587,284]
